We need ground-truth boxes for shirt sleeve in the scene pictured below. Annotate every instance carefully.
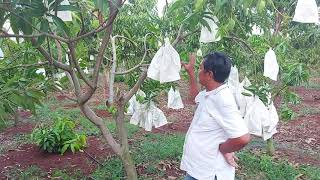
[207,95,249,139]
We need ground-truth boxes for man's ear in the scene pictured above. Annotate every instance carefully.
[208,71,214,79]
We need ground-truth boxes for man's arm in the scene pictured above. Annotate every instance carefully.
[219,133,251,154]
[182,53,199,103]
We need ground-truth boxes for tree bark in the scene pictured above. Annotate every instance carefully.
[55,39,74,89]
[267,138,275,155]
[116,101,138,180]
[109,36,117,103]
[121,148,138,180]
[14,109,20,127]
[80,104,121,155]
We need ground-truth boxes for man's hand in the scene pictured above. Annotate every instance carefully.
[182,53,196,74]
[181,53,199,102]
[219,134,251,154]
[223,152,239,168]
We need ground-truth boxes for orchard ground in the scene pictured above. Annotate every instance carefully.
[0,71,319,179]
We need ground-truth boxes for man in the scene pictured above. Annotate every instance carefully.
[180,52,251,180]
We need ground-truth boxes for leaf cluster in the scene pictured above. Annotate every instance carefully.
[31,117,87,154]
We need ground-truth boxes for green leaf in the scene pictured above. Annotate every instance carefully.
[168,0,185,14]
[70,144,75,153]
[200,18,212,32]
[9,14,20,35]
[93,0,108,12]
[26,89,45,99]
[226,18,235,31]
[195,0,205,12]
[52,16,70,36]
[61,144,69,154]
[241,92,252,97]
[257,0,266,14]
[40,19,49,33]
[35,19,49,46]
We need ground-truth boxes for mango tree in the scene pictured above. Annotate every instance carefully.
[0,0,208,178]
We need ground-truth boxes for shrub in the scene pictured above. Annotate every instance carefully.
[31,117,87,155]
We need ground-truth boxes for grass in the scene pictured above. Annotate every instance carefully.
[91,133,185,179]
[133,133,184,163]
[90,158,125,179]
[51,169,85,179]
[305,82,320,89]
[4,165,46,179]
[237,151,320,180]
[4,165,85,180]
[302,68,320,89]
[299,107,320,116]
[0,119,16,133]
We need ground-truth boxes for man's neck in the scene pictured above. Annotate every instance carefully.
[205,82,222,91]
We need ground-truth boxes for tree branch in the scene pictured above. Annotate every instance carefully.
[68,42,94,89]
[31,38,71,72]
[225,35,255,54]
[123,70,147,103]
[69,67,83,98]
[79,0,121,105]
[71,9,119,42]
[80,104,121,155]
[0,62,48,72]
[172,25,200,48]
[115,33,151,75]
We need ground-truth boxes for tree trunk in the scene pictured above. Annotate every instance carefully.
[80,104,121,155]
[14,109,20,127]
[55,39,74,90]
[104,68,109,100]
[121,148,138,180]
[109,36,117,103]
[116,102,138,180]
[65,71,75,90]
[267,138,275,155]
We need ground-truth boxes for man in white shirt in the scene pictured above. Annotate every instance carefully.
[180,52,251,180]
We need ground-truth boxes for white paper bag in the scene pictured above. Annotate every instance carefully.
[262,102,279,140]
[57,0,72,22]
[130,102,167,131]
[0,48,4,59]
[243,96,278,140]
[236,77,253,117]
[228,66,240,92]
[243,96,267,137]
[147,38,181,83]
[196,49,203,57]
[126,90,146,115]
[167,87,184,109]
[227,66,241,110]
[263,49,279,81]
[199,15,221,43]
[293,0,319,24]
[36,68,46,75]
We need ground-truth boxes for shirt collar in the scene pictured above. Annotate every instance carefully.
[204,84,228,97]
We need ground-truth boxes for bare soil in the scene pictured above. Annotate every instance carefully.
[0,137,114,179]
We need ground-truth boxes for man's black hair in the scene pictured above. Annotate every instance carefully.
[203,52,231,83]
